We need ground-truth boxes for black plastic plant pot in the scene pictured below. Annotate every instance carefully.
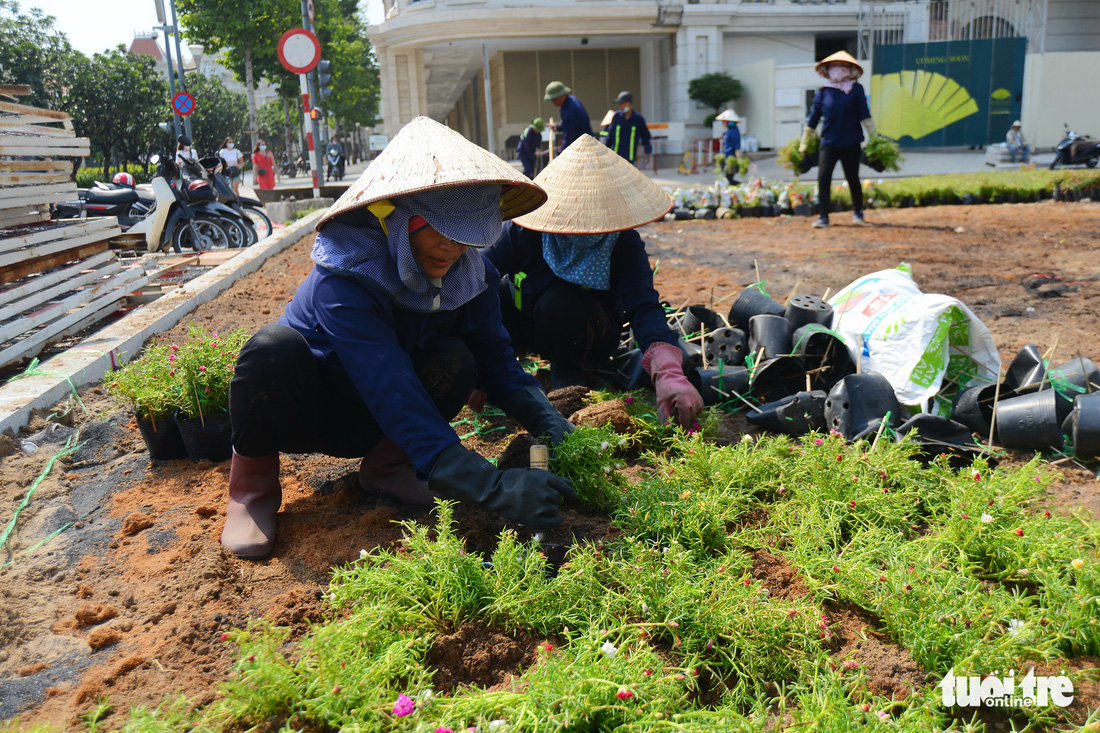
[176,411,233,463]
[785,294,834,331]
[748,356,805,404]
[793,204,813,217]
[598,348,653,391]
[678,337,704,371]
[746,390,827,436]
[951,383,998,437]
[791,324,855,393]
[694,208,716,220]
[824,373,907,440]
[728,288,786,330]
[1003,344,1047,394]
[748,314,792,361]
[690,366,750,406]
[136,414,188,461]
[1046,356,1100,420]
[895,413,982,465]
[677,305,724,338]
[994,390,1064,451]
[673,207,693,220]
[798,151,818,174]
[1064,393,1100,458]
[703,327,747,367]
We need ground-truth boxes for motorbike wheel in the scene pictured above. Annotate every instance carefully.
[1088,157,1098,169]
[172,215,230,253]
[219,216,256,248]
[242,207,272,240]
[1049,152,1061,170]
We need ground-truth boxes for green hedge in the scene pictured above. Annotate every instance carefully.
[74,166,153,188]
[867,169,1100,208]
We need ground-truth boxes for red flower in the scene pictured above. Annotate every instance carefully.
[879,575,887,582]
[832,565,841,573]
[543,643,553,652]
[1014,528,1025,537]
[616,688,634,700]
[849,500,857,508]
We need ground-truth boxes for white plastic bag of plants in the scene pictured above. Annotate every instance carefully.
[827,265,1000,415]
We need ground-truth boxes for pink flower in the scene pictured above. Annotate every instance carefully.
[813,439,823,445]
[624,395,635,404]
[199,365,207,372]
[961,513,970,519]
[168,354,176,362]
[392,694,415,717]
[171,344,179,351]
[435,729,455,733]
[616,688,634,700]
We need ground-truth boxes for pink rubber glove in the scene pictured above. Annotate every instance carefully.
[641,342,705,429]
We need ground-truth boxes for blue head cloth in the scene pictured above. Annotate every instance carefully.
[542,231,621,290]
[312,186,503,313]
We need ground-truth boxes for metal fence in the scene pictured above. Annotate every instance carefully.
[859,0,1049,58]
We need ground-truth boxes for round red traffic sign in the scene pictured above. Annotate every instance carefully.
[171,91,195,117]
[278,27,321,75]
[307,0,315,23]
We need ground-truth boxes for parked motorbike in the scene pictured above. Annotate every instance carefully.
[280,156,304,178]
[325,143,345,181]
[195,156,272,243]
[1049,125,1100,169]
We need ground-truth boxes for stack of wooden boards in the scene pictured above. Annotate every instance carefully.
[0,85,148,370]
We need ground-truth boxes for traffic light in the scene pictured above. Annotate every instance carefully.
[310,107,322,121]
[317,59,333,102]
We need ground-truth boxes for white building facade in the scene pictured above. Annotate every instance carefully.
[367,0,1099,156]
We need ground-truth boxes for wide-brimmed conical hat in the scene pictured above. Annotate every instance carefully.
[815,50,863,78]
[317,116,547,230]
[512,135,672,234]
[715,108,742,123]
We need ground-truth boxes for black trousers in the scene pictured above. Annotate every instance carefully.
[818,144,863,216]
[229,324,477,458]
[498,279,620,387]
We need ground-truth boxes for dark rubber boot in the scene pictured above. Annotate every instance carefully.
[221,449,281,558]
[359,437,440,508]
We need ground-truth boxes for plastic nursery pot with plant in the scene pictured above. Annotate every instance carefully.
[778,131,819,177]
[861,135,903,173]
[173,325,250,463]
[105,344,188,460]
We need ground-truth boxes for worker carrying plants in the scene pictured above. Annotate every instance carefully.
[482,135,705,429]
[221,117,577,559]
[544,80,593,154]
[604,91,652,166]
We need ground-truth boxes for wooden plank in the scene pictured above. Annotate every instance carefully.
[0,288,134,371]
[0,224,121,269]
[0,85,32,96]
[0,160,73,173]
[0,253,119,318]
[198,251,242,266]
[0,250,115,309]
[0,241,109,286]
[0,218,116,250]
[0,142,90,157]
[0,264,146,346]
[0,172,72,185]
[0,100,72,121]
[0,190,74,212]
[0,208,50,229]
[0,121,78,137]
[0,182,77,201]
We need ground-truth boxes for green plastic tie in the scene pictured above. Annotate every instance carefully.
[0,436,85,558]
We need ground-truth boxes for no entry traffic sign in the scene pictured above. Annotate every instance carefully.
[278,27,321,75]
[171,91,195,117]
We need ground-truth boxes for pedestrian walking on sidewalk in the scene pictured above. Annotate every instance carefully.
[802,51,875,228]
[251,140,278,190]
[219,137,245,196]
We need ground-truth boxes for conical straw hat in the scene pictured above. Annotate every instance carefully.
[512,135,673,234]
[317,116,546,229]
[815,50,863,78]
[715,108,742,123]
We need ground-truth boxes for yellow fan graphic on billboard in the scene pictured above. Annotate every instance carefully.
[871,70,980,140]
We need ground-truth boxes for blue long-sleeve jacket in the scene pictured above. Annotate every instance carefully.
[807,84,871,149]
[723,123,741,158]
[558,95,593,152]
[482,222,679,353]
[517,124,541,160]
[605,110,651,162]
[279,261,538,475]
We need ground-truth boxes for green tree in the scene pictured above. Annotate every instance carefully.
[314,0,379,133]
[184,72,249,155]
[0,0,78,110]
[688,72,744,124]
[175,0,298,154]
[66,47,169,179]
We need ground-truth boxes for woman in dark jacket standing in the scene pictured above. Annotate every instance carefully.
[221,117,576,559]
[482,135,704,430]
[801,51,875,228]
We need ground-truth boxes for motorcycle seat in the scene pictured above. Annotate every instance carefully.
[81,187,139,205]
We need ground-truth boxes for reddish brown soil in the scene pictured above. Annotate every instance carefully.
[2,202,1099,729]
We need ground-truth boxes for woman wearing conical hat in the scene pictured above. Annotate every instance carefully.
[221,117,577,559]
[482,135,704,429]
[801,50,875,228]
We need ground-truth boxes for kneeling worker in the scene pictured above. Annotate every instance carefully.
[222,117,576,559]
[482,135,704,429]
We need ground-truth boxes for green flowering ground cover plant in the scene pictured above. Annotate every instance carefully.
[76,405,1100,732]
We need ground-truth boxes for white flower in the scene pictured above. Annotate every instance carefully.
[741,434,753,443]
[619,438,627,446]
[980,513,994,524]
[418,688,435,704]
[603,466,611,474]
[359,549,368,559]
[1008,618,1026,637]
[489,720,509,732]
[641,602,649,615]
[601,641,618,658]
[329,592,337,601]
[600,441,610,451]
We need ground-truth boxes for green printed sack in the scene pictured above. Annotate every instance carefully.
[828,265,1000,416]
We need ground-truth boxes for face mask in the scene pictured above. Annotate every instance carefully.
[183,146,191,152]
[260,145,267,151]
[227,143,235,149]
[623,104,631,112]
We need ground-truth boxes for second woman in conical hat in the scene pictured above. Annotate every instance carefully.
[220,117,577,559]
[481,135,704,429]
